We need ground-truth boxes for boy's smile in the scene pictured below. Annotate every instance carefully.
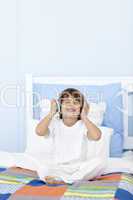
[66,108,76,112]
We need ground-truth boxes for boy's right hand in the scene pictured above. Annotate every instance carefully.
[49,99,58,117]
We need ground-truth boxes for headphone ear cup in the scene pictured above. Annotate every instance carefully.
[56,104,59,112]
[56,99,61,113]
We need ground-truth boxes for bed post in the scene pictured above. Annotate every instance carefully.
[25,74,33,149]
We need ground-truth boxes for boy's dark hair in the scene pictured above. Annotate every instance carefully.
[58,88,84,120]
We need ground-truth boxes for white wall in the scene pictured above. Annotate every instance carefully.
[0,0,133,152]
[17,0,133,77]
[0,0,19,151]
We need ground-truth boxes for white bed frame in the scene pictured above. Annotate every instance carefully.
[25,74,133,150]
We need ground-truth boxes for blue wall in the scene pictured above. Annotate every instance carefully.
[0,0,133,152]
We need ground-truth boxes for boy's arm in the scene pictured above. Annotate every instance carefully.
[82,116,101,140]
[35,113,53,136]
[81,100,102,141]
[35,99,57,136]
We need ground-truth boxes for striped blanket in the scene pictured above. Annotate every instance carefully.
[0,166,133,200]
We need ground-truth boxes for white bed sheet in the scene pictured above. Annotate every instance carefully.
[103,157,133,174]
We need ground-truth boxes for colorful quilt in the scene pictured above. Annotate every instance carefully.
[0,166,133,200]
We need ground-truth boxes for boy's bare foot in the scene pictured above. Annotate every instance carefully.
[45,176,65,185]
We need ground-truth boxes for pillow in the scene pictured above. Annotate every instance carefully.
[88,102,106,126]
[39,98,106,126]
[87,126,113,159]
[39,98,51,119]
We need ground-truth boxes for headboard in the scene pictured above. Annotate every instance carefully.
[25,74,133,152]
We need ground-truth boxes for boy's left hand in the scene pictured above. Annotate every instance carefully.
[81,100,90,120]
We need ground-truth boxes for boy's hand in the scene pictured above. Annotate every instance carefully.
[81,99,89,120]
[49,99,58,117]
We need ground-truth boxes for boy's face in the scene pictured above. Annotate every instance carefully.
[61,94,82,119]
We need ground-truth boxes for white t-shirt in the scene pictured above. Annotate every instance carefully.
[48,116,88,164]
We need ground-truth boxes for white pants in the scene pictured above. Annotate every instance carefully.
[37,157,107,184]
[0,152,107,184]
